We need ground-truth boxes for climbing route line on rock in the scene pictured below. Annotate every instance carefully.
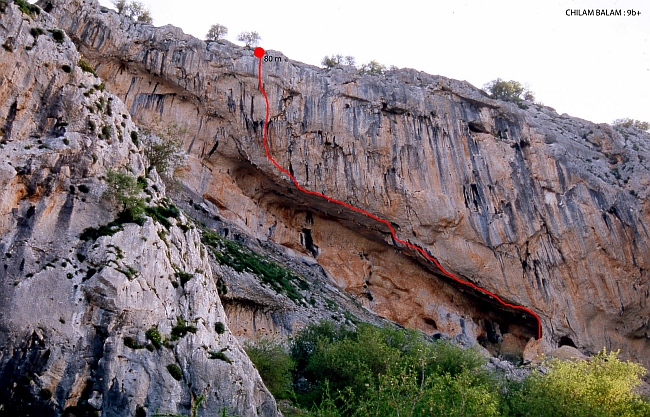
[253,47,542,340]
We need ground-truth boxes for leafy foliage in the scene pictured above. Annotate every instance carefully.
[209,348,233,364]
[170,317,197,341]
[505,349,650,417]
[237,31,261,47]
[166,363,183,381]
[145,326,163,349]
[112,0,152,23]
[358,60,386,75]
[123,336,144,349]
[613,118,650,132]
[483,79,535,107]
[201,230,308,302]
[104,169,146,220]
[214,321,226,334]
[13,0,40,17]
[245,338,295,400]
[206,23,228,41]
[78,59,97,76]
[321,55,356,68]
[49,29,65,44]
[252,321,650,417]
[139,121,188,180]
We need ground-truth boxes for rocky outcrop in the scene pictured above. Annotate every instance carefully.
[40,0,650,369]
[0,3,279,415]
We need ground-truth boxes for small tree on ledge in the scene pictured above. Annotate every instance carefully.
[206,23,228,42]
[111,0,153,24]
[237,31,261,48]
[483,78,535,104]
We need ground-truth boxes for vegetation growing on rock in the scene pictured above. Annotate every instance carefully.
[245,321,650,417]
[483,78,535,107]
[111,0,152,23]
[201,229,308,303]
[206,23,228,41]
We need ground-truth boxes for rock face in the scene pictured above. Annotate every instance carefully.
[39,0,650,367]
[0,3,279,416]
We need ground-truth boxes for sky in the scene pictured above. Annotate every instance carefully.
[97,0,649,125]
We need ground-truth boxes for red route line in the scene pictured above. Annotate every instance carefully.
[254,49,542,340]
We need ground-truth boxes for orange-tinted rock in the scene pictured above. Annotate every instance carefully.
[43,0,650,368]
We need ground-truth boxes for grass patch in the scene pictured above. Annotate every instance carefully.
[145,204,180,229]
[209,348,232,364]
[13,0,40,17]
[78,59,97,76]
[201,230,307,303]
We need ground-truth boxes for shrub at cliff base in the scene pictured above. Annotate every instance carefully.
[505,348,650,417]
[245,321,650,417]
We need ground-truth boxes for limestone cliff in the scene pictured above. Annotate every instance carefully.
[37,0,650,367]
[0,2,279,415]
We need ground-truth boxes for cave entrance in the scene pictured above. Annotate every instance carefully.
[558,336,577,348]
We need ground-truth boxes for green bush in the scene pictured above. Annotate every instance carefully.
[123,336,144,349]
[174,270,193,286]
[215,321,226,334]
[358,60,386,75]
[290,320,355,372]
[202,229,307,302]
[112,0,153,23]
[322,55,342,68]
[276,321,650,417]
[209,348,233,364]
[237,31,261,48]
[146,204,180,229]
[140,122,187,179]
[245,338,295,400]
[130,130,139,146]
[49,29,65,44]
[505,349,650,417]
[104,169,146,220]
[166,363,183,381]
[145,326,162,349]
[30,27,44,38]
[170,317,197,341]
[206,23,228,41]
[13,0,40,17]
[613,118,650,132]
[78,59,97,76]
[99,125,112,140]
[483,78,535,105]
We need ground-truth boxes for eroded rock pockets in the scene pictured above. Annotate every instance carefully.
[0,3,279,416]
[39,0,650,367]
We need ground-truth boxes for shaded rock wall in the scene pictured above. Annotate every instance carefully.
[40,0,650,366]
[0,3,279,416]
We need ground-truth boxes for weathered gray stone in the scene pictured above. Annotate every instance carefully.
[0,3,279,415]
[39,0,650,369]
